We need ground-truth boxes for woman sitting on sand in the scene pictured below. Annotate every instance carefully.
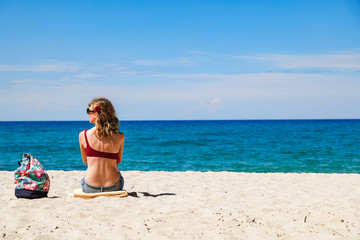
[79,97,125,193]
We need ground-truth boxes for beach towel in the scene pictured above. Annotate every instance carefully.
[14,153,50,199]
[69,189,128,199]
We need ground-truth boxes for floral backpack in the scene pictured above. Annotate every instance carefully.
[14,153,50,199]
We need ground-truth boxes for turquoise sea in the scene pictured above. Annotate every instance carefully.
[0,120,359,173]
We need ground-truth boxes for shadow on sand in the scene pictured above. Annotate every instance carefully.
[127,192,176,198]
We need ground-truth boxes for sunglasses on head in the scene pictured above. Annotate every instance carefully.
[86,108,96,114]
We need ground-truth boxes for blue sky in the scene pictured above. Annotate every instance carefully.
[0,0,359,120]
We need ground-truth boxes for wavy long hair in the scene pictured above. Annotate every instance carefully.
[88,97,120,138]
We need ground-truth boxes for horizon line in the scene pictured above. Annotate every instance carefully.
[1,118,360,122]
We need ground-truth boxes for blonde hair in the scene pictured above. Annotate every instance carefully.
[88,97,119,138]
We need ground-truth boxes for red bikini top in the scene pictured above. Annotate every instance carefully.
[83,129,120,164]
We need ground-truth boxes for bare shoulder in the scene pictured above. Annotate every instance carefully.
[78,130,85,139]
[78,130,86,148]
[115,132,125,142]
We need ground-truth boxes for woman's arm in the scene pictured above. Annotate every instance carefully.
[79,131,87,164]
[118,133,125,164]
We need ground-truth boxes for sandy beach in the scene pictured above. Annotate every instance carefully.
[1,171,359,239]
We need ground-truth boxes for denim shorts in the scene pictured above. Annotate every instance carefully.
[81,175,124,193]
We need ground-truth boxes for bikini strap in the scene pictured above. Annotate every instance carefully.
[83,129,90,148]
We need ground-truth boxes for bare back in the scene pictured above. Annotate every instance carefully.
[79,127,125,186]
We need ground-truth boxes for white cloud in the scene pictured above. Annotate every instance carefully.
[10,76,86,87]
[101,63,127,71]
[155,73,225,79]
[0,63,81,72]
[208,98,221,108]
[35,102,47,110]
[1,70,359,120]
[237,51,360,70]
[75,73,102,78]
[132,57,192,66]
[192,98,221,112]
[1,51,360,120]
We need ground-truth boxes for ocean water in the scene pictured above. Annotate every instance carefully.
[0,120,359,173]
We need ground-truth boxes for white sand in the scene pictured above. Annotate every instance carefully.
[1,170,359,239]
